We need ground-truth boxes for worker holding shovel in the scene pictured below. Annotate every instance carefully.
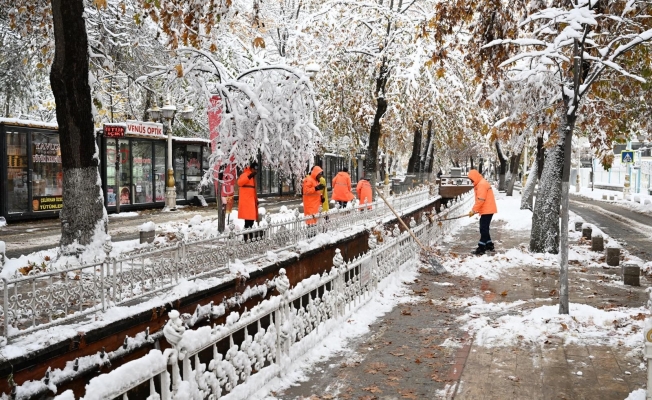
[467,169,497,255]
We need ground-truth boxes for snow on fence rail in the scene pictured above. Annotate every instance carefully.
[50,192,472,400]
[0,187,438,342]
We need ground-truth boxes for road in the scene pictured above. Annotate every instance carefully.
[569,195,652,262]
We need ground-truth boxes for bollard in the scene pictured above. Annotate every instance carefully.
[606,247,621,266]
[622,263,640,286]
[602,194,608,200]
[139,221,156,244]
[609,195,615,201]
[582,226,592,240]
[591,235,604,252]
[575,221,583,232]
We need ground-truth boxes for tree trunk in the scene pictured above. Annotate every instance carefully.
[505,152,522,196]
[365,96,387,189]
[4,89,10,117]
[520,158,538,210]
[529,108,574,254]
[536,135,544,180]
[50,0,107,253]
[423,119,434,173]
[495,141,508,191]
[407,123,422,173]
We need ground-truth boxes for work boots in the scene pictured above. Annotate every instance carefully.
[486,242,495,252]
[472,244,486,255]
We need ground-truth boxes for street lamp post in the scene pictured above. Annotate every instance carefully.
[148,97,193,212]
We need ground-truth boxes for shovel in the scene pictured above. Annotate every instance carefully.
[374,188,447,275]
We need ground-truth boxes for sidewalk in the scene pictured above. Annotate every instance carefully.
[272,208,650,399]
[0,195,303,258]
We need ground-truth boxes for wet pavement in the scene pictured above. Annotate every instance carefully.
[569,195,652,261]
[275,215,651,399]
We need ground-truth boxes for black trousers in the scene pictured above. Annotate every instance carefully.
[244,219,255,241]
[337,201,347,208]
[479,214,493,245]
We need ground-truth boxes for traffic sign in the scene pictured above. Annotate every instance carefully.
[621,150,634,164]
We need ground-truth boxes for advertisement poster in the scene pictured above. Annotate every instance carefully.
[32,196,63,211]
[107,188,116,206]
[208,95,236,201]
[120,186,131,205]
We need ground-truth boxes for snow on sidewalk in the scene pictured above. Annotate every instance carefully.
[268,192,650,399]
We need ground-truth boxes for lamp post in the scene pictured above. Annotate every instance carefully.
[147,97,194,211]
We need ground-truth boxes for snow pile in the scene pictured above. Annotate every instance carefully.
[461,301,648,348]
[258,207,266,216]
[82,349,168,400]
[188,215,203,226]
[442,248,557,280]
[625,389,647,400]
[229,259,251,278]
[491,193,533,230]
[108,211,139,218]
[0,217,6,228]
[138,221,156,232]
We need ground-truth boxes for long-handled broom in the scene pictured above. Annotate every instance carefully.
[374,188,447,275]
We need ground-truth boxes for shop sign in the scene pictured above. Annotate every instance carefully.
[33,142,61,163]
[33,196,63,211]
[103,124,126,138]
[126,120,163,137]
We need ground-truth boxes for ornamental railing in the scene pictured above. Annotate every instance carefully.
[0,186,440,342]
[56,191,472,400]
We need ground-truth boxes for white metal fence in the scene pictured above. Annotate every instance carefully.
[61,191,472,400]
[0,187,437,342]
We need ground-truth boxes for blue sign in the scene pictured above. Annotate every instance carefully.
[621,151,634,164]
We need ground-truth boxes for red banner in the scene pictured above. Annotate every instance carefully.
[208,95,235,199]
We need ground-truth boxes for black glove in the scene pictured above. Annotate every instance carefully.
[315,184,325,191]
[320,195,325,203]
[248,171,257,178]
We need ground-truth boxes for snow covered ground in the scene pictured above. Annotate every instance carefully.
[572,186,652,215]
[247,193,651,399]
[6,191,650,399]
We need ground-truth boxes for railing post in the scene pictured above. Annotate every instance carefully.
[101,261,106,312]
[3,277,8,340]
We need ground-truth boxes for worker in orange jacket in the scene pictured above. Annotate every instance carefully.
[356,176,373,210]
[332,167,354,208]
[467,169,498,255]
[237,161,259,240]
[303,166,324,225]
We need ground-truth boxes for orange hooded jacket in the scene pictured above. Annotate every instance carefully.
[303,166,324,225]
[237,167,259,221]
[332,171,354,202]
[468,169,497,215]
[356,178,373,209]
